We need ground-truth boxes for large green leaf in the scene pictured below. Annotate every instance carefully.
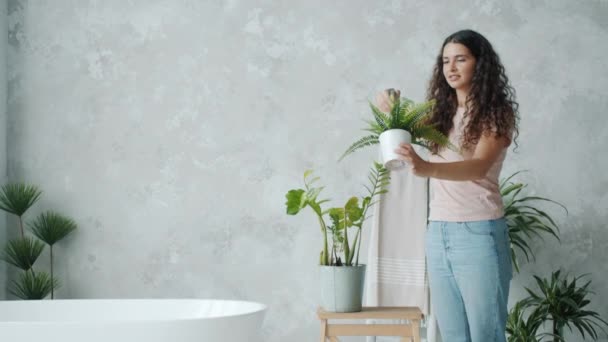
[344,197,362,224]
[285,189,306,215]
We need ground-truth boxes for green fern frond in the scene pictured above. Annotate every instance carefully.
[368,102,390,130]
[389,97,402,129]
[409,124,457,151]
[30,211,78,246]
[2,237,46,271]
[0,183,42,217]
[400,99,436,129]
[339,135,379,161]
[363,120,385,135]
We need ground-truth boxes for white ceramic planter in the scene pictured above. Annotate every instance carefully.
[319,265,366,313]
[379,129,411,170]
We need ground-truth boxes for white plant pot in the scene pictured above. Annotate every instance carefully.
[379,129,411,171]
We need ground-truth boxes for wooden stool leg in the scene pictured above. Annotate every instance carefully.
[412,320,421,342]
[329,337,339,342]
[320,319,327,342]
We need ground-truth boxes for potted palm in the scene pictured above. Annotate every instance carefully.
[339,90,454,170]
[285,162,390,312]
[501,172,607,341]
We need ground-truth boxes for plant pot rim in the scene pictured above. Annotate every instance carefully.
[380,128,411,134]
[319,264,366,268]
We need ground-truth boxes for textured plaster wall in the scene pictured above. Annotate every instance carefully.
[6,0,608,341]
[0,0,6,300]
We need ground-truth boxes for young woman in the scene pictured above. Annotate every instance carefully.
[377,29,519,341]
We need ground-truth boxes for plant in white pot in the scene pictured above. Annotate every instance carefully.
[340,90,455,170]
[285,162,390,312]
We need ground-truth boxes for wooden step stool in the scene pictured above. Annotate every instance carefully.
[317,306,422,342]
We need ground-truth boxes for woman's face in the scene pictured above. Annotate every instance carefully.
[442,42,476,91]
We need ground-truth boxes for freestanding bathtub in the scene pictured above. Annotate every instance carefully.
[0,299,267,342]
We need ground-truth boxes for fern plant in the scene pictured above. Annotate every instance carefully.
[285,162,390,266]
[500,171,567,273]
[339,96,454,161]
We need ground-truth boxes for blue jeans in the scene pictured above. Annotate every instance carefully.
[426,218,512,342]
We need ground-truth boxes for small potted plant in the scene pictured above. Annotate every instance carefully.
[285,162,390,312]
[340,90,455,170]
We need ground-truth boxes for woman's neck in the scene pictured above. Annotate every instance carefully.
[456,87,470,108]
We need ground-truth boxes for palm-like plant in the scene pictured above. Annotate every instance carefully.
[10,271,58,300]
[0,183,42,237]
[339,97,454,161]
[507,301,559,342]
[0,182,76,300]
[2,237,45,271]
[30,211,77,299]
[500,171,567,273]
[525,270,608,342]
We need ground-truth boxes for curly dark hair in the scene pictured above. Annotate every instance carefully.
[425,29,519,154]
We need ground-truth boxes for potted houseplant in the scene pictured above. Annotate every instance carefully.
[339,90,455,170]
[285,162,390,312]
[510,271,608,342]
[500,172,608,341]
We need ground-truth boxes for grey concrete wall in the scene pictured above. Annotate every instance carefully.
[6,1,608,341]
[0,0,7,300]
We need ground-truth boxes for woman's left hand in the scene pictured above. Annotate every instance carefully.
[394,143,434,177]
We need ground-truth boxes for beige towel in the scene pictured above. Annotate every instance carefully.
[364,149,439,342]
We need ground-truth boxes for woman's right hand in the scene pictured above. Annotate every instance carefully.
[375,88,400,113]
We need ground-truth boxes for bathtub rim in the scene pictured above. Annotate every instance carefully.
[0,298,267,324]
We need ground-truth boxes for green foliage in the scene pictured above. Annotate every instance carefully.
[0,183,42,217]
[0,182,77,301]
[500,171,567,273]
[285,162,390,266]
[507,301,557,342]
[339,97,455,161]
[2,237,45,271]
[503,173,607,341]
[524,271,608,341]
[30,211,77,246]
[10,271,58,300]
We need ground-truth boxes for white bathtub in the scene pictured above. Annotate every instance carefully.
[0,299,267,342]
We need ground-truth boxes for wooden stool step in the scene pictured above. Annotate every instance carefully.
[317,306,423,342]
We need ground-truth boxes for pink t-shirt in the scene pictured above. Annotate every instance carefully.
[428,107,507,222]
